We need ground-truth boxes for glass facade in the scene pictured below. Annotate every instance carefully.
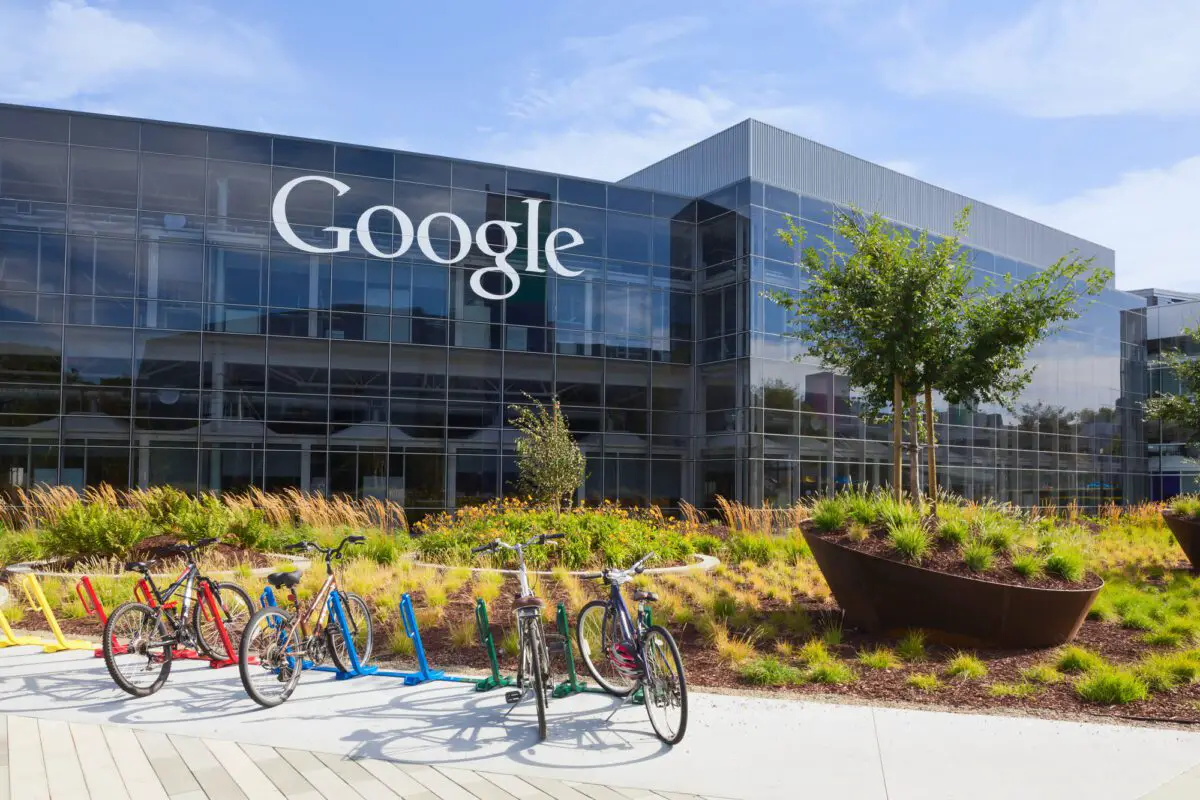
[1145,298,1200,500]
[0,104,1149,514]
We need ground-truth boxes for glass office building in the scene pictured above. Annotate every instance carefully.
[0,106,1149,514]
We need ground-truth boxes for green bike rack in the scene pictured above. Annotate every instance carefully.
[473,598,514,692]
[551,602,644,703]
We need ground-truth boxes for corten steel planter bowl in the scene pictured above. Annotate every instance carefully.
[802,530,1102,648]
[1162,512,1200,571]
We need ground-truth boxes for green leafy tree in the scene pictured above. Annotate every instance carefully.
[509,394,587,513]
[768,206,1110,505]
[1145,323,1200,445]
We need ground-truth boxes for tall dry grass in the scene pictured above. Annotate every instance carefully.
[715,496,808,534]
[1,484,407,533]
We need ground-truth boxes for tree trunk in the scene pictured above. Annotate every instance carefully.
[908,396,921,504]
[925,383,937,514]
[892,375,903,503]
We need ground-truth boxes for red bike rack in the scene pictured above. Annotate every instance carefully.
[75,575,231,663]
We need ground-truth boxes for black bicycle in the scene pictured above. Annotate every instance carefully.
[471,533,563,740]
[102,538,254,697]
[577,552,688,745]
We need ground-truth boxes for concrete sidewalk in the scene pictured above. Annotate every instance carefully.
[1,646,1198,799]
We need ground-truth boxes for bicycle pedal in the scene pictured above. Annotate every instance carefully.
[504,690,522,704]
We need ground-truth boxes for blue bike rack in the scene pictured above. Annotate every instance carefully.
[257,587,474,686]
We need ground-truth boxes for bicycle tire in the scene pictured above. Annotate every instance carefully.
[239,605,304,708]
[576,599,636,696]
[103,601,173,697]
[642,625,688,745]
[192,581,253,660]
[524,616,549,741]
[327,591,374,673]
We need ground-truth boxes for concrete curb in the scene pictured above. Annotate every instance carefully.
[408,552,720,577]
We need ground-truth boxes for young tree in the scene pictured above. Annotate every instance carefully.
[768,207,1110,507]
[509,394,587,513]
[1144,323,1200,445]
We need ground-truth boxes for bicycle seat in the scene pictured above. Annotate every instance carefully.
[124,561,150,573]
[633,590,658,602]
[267,570,303,589]
[514,594,545,608]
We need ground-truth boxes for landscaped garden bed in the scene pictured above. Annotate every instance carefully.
[3,487,1200,727]
[1162,494,1200,571]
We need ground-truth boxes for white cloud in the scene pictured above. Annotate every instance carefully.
[0,1,294,107]
[482,18,837,180]
[891,0,1200,117]
[1003,155,1200,291]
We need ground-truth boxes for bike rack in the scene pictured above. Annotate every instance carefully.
[197,579,239,669]
[5,570,92,653]
[472,598,514,692]
[76,575,205,660]
[0,601,44,649]
[551,602,645,703]
[260,588,453,684]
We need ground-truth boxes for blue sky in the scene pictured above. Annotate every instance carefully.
[2,0,1198,290]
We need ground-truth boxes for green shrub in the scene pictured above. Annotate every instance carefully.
[1011,552,1044,580]
[938,519,968,546]
[0,529,43,566]
[1074,669,1149,705]
[844,494,877,526]
[810,498,847,533]
[799,639,833,665]
[897,629,927,662]
[857,647,901,669]
[978,518,1020,554]
[225,507,270,550]
[945,652,988,681]
[41,504,153,561]
[1171,494,1200,519]
[1055,646,1105,674]
[889,522,931,564]
[1136,652,1200,692]
[691,534,722,555]
[962,540,994,573]
[906,672,943,692]
[738,657,805,687]
[989,682,1039,698]
[1045,547,1086,583]
[1019,665,1063,685]
[820,620,843,647]
[412,499,698,570]
[807,660,856,685]
[876,496,920,530]
[725,534,776,565]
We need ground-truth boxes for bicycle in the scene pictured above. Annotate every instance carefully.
[577,552,688,745]
[102,538,254,697]
[471,533,564,741]
[238,534,372,708]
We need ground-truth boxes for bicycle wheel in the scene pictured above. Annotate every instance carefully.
[576,600,637,696]
[239,606,304,708]
[103,602,173,697]
[522,616,549,741]
[327,591,374,673]
[642,625,688,745]
[192,581,253,660]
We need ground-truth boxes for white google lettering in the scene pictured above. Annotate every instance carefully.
[271,175,585,301]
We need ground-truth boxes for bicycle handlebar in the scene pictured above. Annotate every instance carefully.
[471,532,564,555]
[582,551,657,582]
[282,534,366,560]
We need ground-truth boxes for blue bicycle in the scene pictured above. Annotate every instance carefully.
[577,553,688,745]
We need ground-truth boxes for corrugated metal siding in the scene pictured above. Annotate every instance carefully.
[618,121,752,197]
[749,120,1115,270]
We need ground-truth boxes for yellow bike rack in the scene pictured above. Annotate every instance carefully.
[7,568,93,653]
[0,601,44,648]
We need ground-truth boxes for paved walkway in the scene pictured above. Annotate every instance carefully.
[1,645,1200,799]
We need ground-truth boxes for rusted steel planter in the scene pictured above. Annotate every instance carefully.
[1163,512,1200,571]
[802,530,1101,648]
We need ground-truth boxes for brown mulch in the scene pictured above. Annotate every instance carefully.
[12,569,1200,728]
[803,522,1104,591]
